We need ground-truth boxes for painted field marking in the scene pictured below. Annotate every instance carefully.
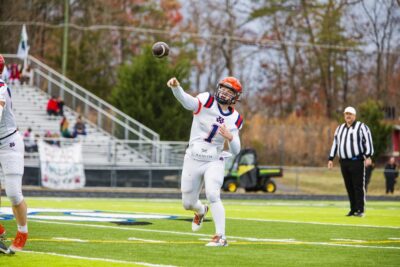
[53,237,88,243]
[127,237,165,243]
[228,217,400,229]
[4,207,399,229]
[23,237,400,251]
[21,250,177,267]
[26,237,400,246]
[30,220,400,250]
[331,238,366,242]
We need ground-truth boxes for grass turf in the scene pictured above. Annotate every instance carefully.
[0,197,399,266]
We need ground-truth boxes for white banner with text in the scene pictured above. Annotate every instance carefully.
[38,140,85,189]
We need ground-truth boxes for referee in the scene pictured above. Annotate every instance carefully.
[328,106,374,217]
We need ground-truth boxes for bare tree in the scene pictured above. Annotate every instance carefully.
[360,0,400,100]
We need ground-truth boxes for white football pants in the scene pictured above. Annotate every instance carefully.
[0,132,25,205]
[181,154,226,236]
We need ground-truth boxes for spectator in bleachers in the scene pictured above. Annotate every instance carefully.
[44,130,54,145]
[44,130,61,146]
[47,96,60,117]
[9,63,21,86]
[73,115,87,137]
[57,96,64,116]
[23,127,38,152]
[60,116,75,138]
[21,64,33,86]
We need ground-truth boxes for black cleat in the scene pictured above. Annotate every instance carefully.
[0,240,14,255]
[346,211,355,216]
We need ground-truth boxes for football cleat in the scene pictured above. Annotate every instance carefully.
[205,235,228,247]
[192,205,208,232]
[10,231,28,252]
[0,240,14,255]
[346,211,355,217]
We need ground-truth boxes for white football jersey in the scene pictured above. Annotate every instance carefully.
[187,92,243,159]
[0,79,18,138]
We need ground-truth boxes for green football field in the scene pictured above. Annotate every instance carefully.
[1,197,399,266]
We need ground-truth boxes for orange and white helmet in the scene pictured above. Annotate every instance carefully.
[0,55,4,75]
[215,76,242,105]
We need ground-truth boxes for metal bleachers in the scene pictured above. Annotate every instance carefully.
[3,54,188,169]
[12,85,149,167]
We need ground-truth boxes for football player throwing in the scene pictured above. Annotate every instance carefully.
[167,76,243,247]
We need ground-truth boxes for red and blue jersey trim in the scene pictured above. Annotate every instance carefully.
[235,114,243,129]
[204,94,214,108]
[193,98,202,115]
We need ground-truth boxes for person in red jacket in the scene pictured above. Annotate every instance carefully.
[9,63,21,86]
[46,96,59,117]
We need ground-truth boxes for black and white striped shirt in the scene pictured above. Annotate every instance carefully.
[329,121,374,160]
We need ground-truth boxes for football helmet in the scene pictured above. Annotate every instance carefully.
[215,76,242,105]
[0,55,4,75]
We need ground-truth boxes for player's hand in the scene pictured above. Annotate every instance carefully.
[365,157,372,167]
[219,124,233,142]
[328,160,333,169]
[167,77,180,88]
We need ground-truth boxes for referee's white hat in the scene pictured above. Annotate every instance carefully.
[344,106,356,115]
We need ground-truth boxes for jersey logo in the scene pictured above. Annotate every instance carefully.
[204,94,214,108]
[9,142,15,148]
[216,116,224,124]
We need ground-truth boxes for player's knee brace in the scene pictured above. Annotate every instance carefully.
[206,190,221,204]
[4,174,24,206]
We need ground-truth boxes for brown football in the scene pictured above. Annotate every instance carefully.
[152,42,170,58]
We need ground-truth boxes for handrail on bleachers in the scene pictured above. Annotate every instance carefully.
[3,54,160,142]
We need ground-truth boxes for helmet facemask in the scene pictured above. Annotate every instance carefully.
[215,84,240,105]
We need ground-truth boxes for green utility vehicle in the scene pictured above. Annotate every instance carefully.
[223,149,283,193]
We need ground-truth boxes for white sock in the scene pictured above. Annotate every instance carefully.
[194,201,205,214]
[210,201,225,236]
[17,224,28,233]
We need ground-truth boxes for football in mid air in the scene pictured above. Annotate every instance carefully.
[152,42,170,58]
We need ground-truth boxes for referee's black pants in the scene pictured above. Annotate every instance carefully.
[339,159,365,213]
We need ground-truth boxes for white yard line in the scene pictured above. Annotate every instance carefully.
[331,238,366,242]
[53,237,88,243]
[22,250,177,267]
[30,220,400,250]
[227,217,400,229]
